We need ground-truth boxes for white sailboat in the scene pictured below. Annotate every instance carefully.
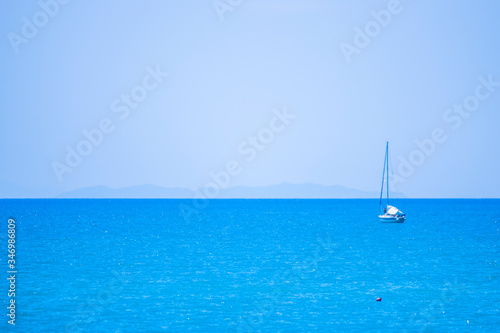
[378,142,405,223]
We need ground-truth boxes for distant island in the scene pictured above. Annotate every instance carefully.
[0,181,406,199]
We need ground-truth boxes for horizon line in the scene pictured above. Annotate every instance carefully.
[1,197,498,200]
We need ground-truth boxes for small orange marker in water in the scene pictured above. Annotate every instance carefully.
[376,298,382,301]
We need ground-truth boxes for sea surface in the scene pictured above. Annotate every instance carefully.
[0,199,498,332]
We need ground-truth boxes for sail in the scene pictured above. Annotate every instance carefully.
[387,205,403,215]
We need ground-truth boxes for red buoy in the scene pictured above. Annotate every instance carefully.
[376,298,382,302]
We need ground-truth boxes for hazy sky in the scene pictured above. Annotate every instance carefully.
[1,0,499,198]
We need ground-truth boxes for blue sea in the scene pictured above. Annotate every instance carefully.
[1,199,499,332]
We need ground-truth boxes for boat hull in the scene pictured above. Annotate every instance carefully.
[378,215,405,223]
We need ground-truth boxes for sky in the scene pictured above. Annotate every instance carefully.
[1,0,499,198]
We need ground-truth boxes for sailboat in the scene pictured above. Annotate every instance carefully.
[378,142,405,223]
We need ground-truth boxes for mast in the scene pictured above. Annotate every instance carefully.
[379,142,387,213]
[386,142,389,206]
